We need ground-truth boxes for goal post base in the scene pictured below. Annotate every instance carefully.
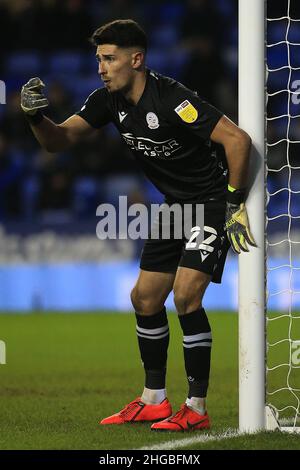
[265,406,300,433]
[280,427,300,434]
[265,405,280,431]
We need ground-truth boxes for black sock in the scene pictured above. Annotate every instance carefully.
[178,308,212,398]
[135,307,169,389]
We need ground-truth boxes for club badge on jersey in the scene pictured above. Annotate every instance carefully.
[175,100,198,123]
[146,112,159,129]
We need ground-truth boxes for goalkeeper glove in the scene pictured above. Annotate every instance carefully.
[21,77,48,124]
[225,185,257,254]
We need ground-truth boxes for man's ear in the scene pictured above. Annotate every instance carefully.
[132,51,144,69]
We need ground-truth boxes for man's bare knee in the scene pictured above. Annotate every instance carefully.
[173,289,202,315]
[131,270,175,315]
[130,286,164,315]
[173,270,211,315]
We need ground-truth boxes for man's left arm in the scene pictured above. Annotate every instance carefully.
[210,115,251,190]
[210,115,257,254]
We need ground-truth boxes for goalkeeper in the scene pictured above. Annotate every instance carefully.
[21,19,256,432]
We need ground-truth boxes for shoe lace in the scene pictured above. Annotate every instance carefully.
[119,399,142,419]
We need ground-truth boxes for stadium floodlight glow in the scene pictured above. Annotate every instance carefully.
[239,0,300,433]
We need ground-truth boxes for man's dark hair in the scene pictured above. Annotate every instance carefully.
[91,19,147,52]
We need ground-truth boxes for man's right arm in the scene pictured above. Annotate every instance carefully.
[29,114,96,153]
[21,77,98,153]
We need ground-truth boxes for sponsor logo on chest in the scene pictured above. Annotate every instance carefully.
[121,133,182,158]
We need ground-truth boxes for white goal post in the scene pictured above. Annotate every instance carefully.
[238,0,265,433]
[239,0,300,433]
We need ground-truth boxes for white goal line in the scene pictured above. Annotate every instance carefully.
[137,429,240,451]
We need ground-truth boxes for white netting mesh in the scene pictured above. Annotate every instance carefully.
[266,0,300,428]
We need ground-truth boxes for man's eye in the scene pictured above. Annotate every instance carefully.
[96,57,114,63]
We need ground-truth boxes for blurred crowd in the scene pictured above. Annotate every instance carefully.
[0,0,238,222]
[0,0,299,227]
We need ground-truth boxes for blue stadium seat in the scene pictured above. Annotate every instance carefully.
[267,44,288,70]
[102,175,143,206]
[290,172,300,191]
[267,68,290,91]
[146,49,167,74]
[289,44,300,68]
[65,75,101,107]
[168,48,189,79]
[72,177,99,216]
[84,53,98,74]
[158,2,185,23]
[6,52,41,76]
[48,51,83,75]
[268,198,288,219]
[291,194,300,217]
[288,21,300,42]
[268,21,288,44]
[21,175,40,218]
[215,0,237,19]
[151,24,178,48]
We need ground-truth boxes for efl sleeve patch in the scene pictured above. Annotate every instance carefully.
[174,100,198,123]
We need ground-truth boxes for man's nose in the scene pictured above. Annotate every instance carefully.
[99,62,106,76]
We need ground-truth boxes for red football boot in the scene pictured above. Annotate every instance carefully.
[100,397,172,425]
[151,403,210,432]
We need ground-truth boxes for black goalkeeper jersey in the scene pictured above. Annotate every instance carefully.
[77,69,227,202]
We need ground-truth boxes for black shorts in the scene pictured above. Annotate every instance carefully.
[140,200,230,283]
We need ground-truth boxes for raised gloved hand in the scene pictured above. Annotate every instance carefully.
[21,77,48,115]
[225,186,257,254]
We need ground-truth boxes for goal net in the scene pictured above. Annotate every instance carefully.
[266,0,300,431]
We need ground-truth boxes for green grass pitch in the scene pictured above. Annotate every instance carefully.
[0,312,299,450]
